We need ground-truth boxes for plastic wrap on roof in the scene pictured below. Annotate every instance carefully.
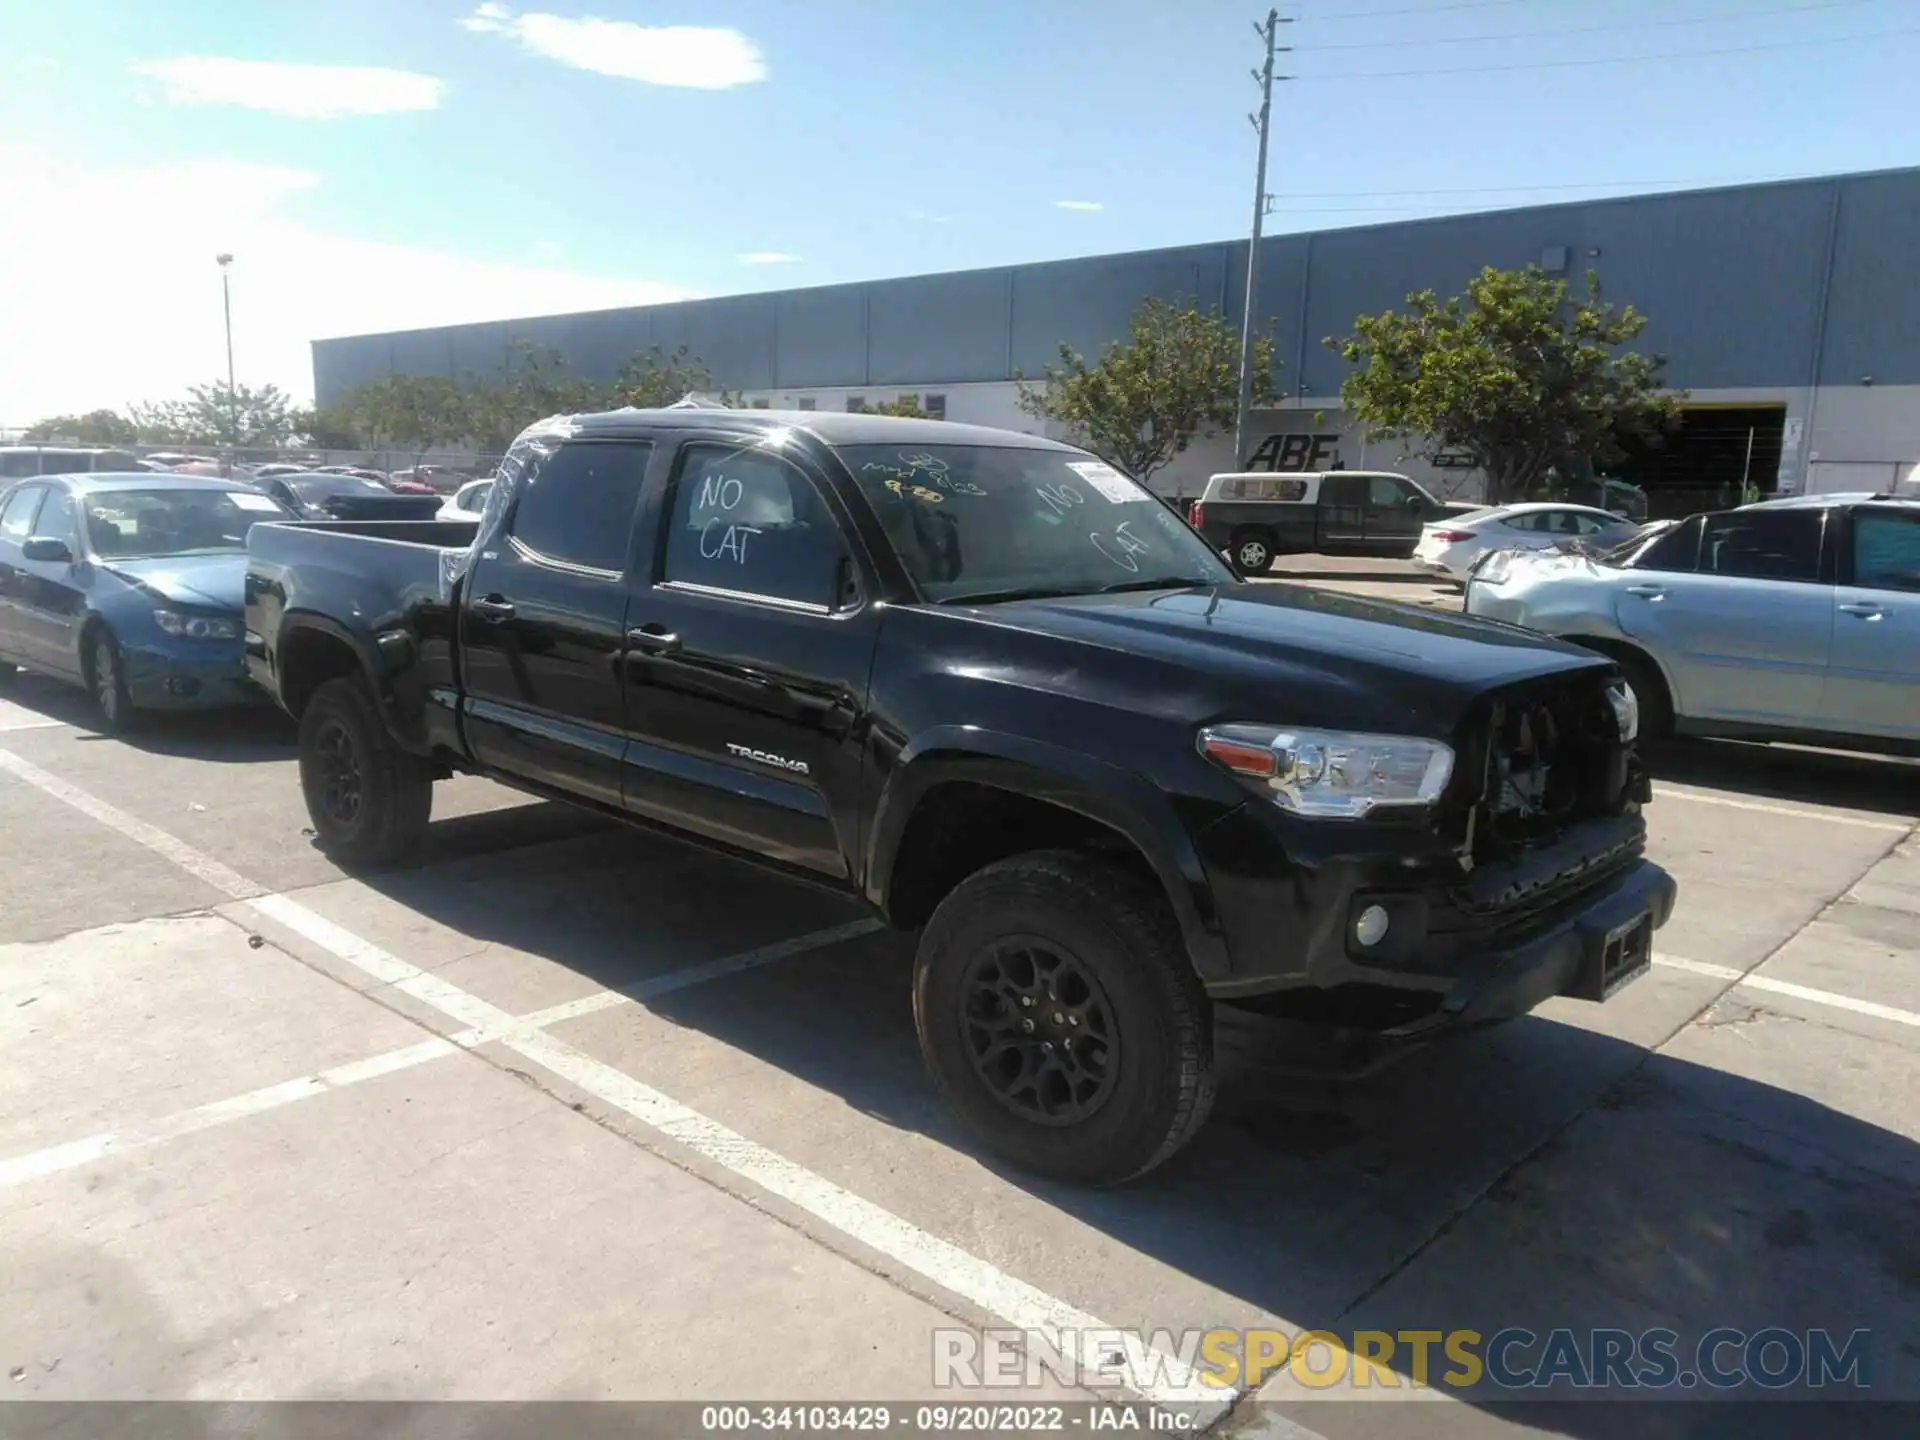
[666,392,733,409]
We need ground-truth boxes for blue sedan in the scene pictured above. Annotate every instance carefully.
[0,473,294,731]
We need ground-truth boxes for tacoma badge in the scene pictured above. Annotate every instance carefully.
[726,743,810,776]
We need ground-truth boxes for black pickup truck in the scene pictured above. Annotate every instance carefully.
[245,409,1676,1185]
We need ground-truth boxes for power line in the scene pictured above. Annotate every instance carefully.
[1292,23,1920,80]
[1301,0,1539,23]
[1298,0,1882,52]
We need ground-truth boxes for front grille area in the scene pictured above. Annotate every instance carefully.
[1459,670,1644,866]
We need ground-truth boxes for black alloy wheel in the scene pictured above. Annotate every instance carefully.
[959,937,1120,1126]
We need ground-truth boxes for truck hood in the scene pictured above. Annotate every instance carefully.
[981,582,1606,731]
[101,553,247,611]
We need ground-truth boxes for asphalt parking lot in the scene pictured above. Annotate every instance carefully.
[3,565,1917,1437]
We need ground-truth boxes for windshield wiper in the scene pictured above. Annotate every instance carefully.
[937,576,1210,606]
[1090,576,1211,594]
[936,585,1081,606]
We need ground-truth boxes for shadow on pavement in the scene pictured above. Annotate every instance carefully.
[3,668,297,764]
[345,808,1917,1428]
[1650,737,1920,820]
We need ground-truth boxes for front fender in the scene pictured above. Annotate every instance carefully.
[865,726,1231,984]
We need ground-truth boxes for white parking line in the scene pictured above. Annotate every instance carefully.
[0,697,64,732]
[1655,782,1913,833]
[0,746,1236,1418]
[1655,953,1920,1029]
[0,921,881,1192]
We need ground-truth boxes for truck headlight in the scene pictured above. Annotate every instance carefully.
[1198,724,1455,819]
[154,610,239,640]
[1607,682,1639,743]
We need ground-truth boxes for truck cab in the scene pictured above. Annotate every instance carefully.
[1186,469,1446,571]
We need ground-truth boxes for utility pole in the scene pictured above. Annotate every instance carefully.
[1234,9,1291,469]
[216,253,238,460]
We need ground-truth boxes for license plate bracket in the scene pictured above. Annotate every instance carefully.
[1597,914,1652,1000]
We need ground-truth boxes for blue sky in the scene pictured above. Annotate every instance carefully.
[3,0,1917,417]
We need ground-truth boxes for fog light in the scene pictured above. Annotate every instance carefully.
[167,676,201,697]
[1354,904,1390,948]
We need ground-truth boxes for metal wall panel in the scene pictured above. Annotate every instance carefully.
[866,268,1014,385]
[312,168,1920,408]
[1819,170,1920,387]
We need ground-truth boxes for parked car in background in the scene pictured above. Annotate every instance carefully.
[254,471,441,521]
[246,407,1672,1185]
[1464,495,1920,754]
[313,465,391,484]
[1187,469,1449,571]
[388,464,466,494]
[0,474,293,729]
[251,463,312,480]
[1415,503,1643,582]
[435,477,493,523]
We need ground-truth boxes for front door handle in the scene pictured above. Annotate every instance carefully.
[1838,602,1884,620]
[1624,584,1667,600]
[470,595,516,621]
[627,626,681,655]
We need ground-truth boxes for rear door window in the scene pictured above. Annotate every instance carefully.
[509,441,654,574]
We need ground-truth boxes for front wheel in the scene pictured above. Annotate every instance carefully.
[86,627,136,734]
[912,850,1216,1186]
[298,674,433,867]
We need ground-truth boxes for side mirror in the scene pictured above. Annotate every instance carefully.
[22,537,72,564]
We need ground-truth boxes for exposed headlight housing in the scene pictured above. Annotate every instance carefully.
[1607,681,1639,743]
[154,610,239,640]
[1198,724,1455,819]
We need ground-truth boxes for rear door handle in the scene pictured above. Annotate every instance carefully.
[626,626,681,655]
[470,595,516,621]
[1624,584,1667,600]
[1838,602,1884,620]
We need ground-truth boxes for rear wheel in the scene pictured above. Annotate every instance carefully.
[912,850,1216,1186]
[1231,529,1276,574]
[298,674,433,867]
[84,627,136,734]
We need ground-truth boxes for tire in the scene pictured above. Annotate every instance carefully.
[1230,529,1276,574]
[298,674,433,867]
[912,849,1216,1186]
[84,626,136,734]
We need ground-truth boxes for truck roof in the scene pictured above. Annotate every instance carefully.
[536,407,1083,453]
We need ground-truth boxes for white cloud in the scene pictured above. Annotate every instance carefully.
[737,252,801,265]
[461,4,766,88]
[0,146,695,420]
[1054,200,1104,212]
[532,239,564,259]
[129,56,444,118]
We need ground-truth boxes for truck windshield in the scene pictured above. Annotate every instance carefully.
[84,488,290,559]
[835,444,1231,603]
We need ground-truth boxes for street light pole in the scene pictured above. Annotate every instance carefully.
[1233,10,1291,470]
[216,253,237,459]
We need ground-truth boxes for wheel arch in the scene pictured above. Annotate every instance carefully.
[866,730,1230,984]
[1557,632,1678,731]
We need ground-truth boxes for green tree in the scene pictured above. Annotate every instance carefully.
[129,381,301,447]
[22,409,138,445]
[328,374,473,450]
[867,393,935,418]
[1328,265,1680,505]
[291,406,369,450]
[611,344,729,409]
[1016,299,1274,483]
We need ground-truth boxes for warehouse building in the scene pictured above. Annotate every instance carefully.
[312,165,1920,510]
